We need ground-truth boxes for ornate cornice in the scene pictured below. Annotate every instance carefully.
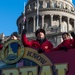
[25,8,75,16]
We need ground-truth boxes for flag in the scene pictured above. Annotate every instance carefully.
[23,16,26,22]
[23,15,26,24]
[22,15,26,29]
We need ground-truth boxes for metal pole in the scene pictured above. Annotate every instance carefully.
[36,0,39,29]
[23,2,26,29]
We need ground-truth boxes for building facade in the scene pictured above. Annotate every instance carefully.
[17,0,75,46]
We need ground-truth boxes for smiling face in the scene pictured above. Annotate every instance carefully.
[37,32,45,39]
[11,35,18,40]
[62,33,70,40]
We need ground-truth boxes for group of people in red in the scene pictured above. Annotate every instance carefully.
[0,28,75,53]
[22,28,75,53]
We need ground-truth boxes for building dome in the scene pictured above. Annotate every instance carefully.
[17,0,75,46]
[67,0,72,3]
[17,0,75,33]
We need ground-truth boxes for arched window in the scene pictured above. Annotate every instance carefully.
[47,2,50,8]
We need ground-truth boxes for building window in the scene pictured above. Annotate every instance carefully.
[47,2,50,8]
[39,1,43,8]
[65,4,68,10]
[54,2,57,8]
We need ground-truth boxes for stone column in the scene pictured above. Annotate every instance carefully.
[50,0,53,8]
[59,16,62,26]
[63,3,65,9]
[33,16,36,32]
[67,18,69,31]
[59,16,62,32]
[43,1,47,8]
[51,15,53,26]
[42,15,44,28]
[56,1,59,8]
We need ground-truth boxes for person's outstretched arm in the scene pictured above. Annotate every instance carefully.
[22,29,32,47]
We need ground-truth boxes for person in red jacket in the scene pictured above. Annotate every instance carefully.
[0,39,3,50]
[22,28,53,53]
[53,32,74,51]
[0,44,2,50]
[71,31,75,48]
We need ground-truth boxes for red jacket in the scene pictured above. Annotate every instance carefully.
[0,44,2,50]
[53,39,74,51]
[22,34,53,52]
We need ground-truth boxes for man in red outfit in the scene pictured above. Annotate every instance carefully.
[53,32,74,51]
[0,44,2,50]
[22,28,53,53]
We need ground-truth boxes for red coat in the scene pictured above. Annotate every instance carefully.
[73,38,75,48]
[53,39,74,51]
[22,34,53,52]
[0,44,2,50]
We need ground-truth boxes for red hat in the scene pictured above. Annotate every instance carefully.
[35,28,45,37]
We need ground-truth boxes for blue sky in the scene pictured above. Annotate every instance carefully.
[0,0,75,36]
[0,0,28,36]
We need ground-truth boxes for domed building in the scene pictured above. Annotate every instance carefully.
[17,0,75,46]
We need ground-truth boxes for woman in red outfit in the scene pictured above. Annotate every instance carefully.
[53,32,74,51]
[22,28,53,53]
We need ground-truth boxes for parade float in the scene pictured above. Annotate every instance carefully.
[0,40,74,75]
